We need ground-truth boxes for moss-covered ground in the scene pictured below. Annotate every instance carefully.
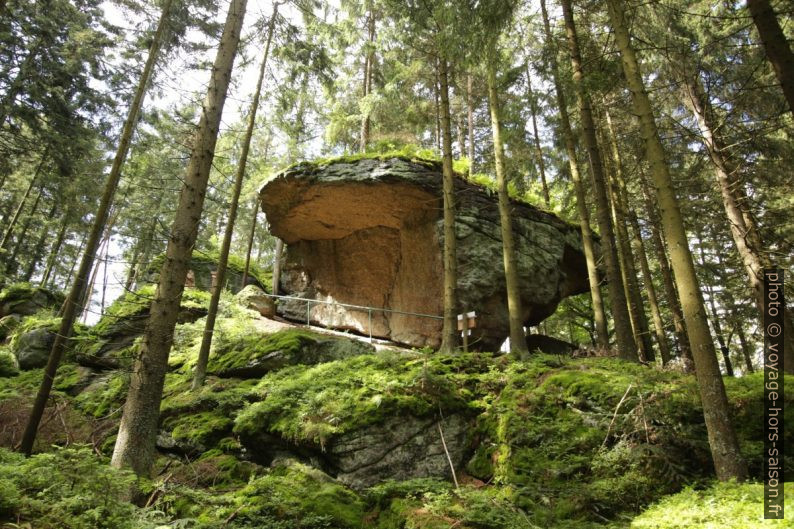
[0,283,791,528]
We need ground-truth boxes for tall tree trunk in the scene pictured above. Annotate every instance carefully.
[0,154,45,252]
[601,109,654,362]
[5,185,43,276]
[40,208,70,287]
[20,0,175,457]
[736,324,755,374]
[194,5,277,389]
[561,0,636,360]
[242,136,271,289]
[271,238,284,295]
[539,0,608,349]
[434,63,442,153]
[438,56,458,354]
[488,52,528,357]
[456,107,465,157]
[747,0,794,113]
[23,202,57,281]
[123,242,141,293]
[466,74,474,177]
[695,237,734,377]
[681,72,794,374]
[359,1,375,152]
[111,0,246,476]
[639,173,692,366]
[525,64,550,206]
[605,0,747,481]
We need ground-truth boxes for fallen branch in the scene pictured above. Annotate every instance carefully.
[601,383,633,448]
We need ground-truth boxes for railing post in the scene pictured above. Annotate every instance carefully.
[368,308,373,343]
[306,298,311,325]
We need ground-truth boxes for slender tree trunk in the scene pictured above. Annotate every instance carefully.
[525,64,550,206]
[488,53,528,357]
[194,5,277,389]
[23,202,57,281]
[681,72,794,374]
[40,209,69,287]
[434,63,442,153]
[456,108,465,157]
[736,324,755,373]
[111,0,247,476]
[747,0,794,113]
[466,74,474,177]
[695,237,735,377]
[601,109,654,362]
[20,0,175,457]
[271,238,284,296]
[5,185,43,276]
[359,1,375,152]
[242,204,259,288]
[561,0,636,360]
[242,137,271,289]
[539,0,608,349]
[606,0,747,481]
[0,154,45,252]
[438,56,458,354]
[639,173,692,366]
[123,242,141,293]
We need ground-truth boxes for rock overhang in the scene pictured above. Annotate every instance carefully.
[260,156,593,350]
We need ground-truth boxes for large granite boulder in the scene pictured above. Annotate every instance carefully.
[260,157,592,350]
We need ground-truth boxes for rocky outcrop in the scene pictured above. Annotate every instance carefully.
[234,285,275,317]
[326,413,469,490]
[0,284,63,319]
[260,157,592,350]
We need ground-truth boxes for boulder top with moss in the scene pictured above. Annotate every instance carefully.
[260,156,592,350]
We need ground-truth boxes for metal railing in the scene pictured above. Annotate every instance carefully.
[263,292,443,343]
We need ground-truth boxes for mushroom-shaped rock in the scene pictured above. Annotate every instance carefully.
[260,157,592,350]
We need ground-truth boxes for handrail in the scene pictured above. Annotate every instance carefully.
[263,292,443,343]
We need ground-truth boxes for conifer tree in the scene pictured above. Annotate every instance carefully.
[112,0,247,475]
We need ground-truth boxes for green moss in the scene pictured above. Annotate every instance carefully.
[630,480,793,528]
[234,352,495,448]
[74,370,129,418]
[0,282,64,312]
[464,355,791,525]
[163,410,234,447]
[146,250,271,293]
[230,460,365,527]
[0,347,19,377]
[207,328,318,373]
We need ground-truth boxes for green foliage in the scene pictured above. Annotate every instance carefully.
[0,446,164,528]
[630,480,793,528]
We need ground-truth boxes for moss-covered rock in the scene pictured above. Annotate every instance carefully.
[207,328,375,378]
[0,283,64,319]
[145,250,271,294]
[74,285,210,369]
[0,347,19,377]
